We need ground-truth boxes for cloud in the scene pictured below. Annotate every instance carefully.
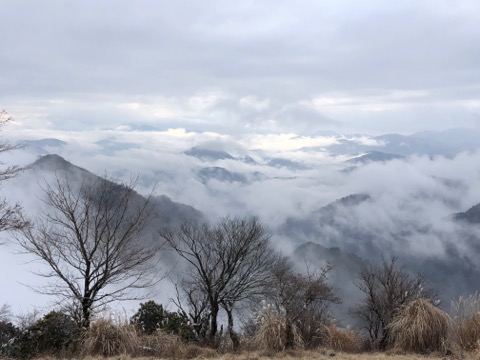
[1,0,479,134]
[3,125,480,314]
[2,0,480,314]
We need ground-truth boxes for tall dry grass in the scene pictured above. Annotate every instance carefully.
[388,298,450,353]
[82,318,139,357]
[68,351,459,360]
[82,317,218,359]
[327,325,363,353]
[452,292,480,352]
[139,329,183,357]
[254,312,303,352]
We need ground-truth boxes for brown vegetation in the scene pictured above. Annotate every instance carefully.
[83,318,139,357]
[327,324,363,353]
[254,311,303,352]
[452,292,480,352]
[388,298,450,353]
[352,256,437,350]
[21,351,458,360]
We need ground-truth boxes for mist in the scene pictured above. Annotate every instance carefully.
[1,127,480,317]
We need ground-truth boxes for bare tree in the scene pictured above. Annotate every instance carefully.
[0,110,26,233]
[0,304,11,323]
[264,257,340,349]
[15,174,161,328]
[351,255,436,350]
[160,217,276,349]
[172,281,211,342]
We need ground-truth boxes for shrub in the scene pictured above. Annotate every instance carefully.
[8,311,80,359]
[255,312,303,352]
[327,325,363,353]
[452,292,480,351]
[83,318,139,356]
[389,298,450,353]
[131,300,195,341]
[0,321,20,357]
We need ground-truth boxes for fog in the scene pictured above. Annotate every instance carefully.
[1,127,480,318]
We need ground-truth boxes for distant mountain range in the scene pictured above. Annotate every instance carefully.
[326,128,480,157]
[346,151,405,164]
[18,128,480,182]
[14,127,480,314]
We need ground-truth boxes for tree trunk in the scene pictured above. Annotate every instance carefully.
[379,325,390,350]
[285,317,294,350]
[225,304,240,352]
[208,303,219,345]
[81,298,92,329]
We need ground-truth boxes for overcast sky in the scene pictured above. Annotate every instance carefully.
[1,0,480,136]
[2,0,480,315]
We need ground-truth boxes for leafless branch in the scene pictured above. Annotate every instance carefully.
[15,173,163,328]
[160,216,276,349]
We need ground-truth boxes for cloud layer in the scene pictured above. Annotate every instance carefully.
[1,0,480,134]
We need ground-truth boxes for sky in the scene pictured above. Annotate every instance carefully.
[2,0,480,319]
[1,0,480,137]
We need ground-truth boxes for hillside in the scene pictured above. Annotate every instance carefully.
[30,154,205,229]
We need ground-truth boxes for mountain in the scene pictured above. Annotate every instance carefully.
[30,154,204,228]
[294,242,367,324]
[373,133,448,156]
[281,193,371,239]
[267,158,308,170]
[295,242,365,279]
[198,167,247,184]
[240,156,258,165]
[184,146,235,161]
[31,153,89,174]
[347,151,405,164]
[452,203,480,224]
[326,128,480,157]
[280,192,480,308]
[316,193,371,215]
[151,195,204,226]
[19,138,67,155]
[412,128,480,154]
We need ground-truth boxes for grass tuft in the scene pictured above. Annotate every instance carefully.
[139,329,184,358]
[452,292,480,352]
[83,318,140,357]
[389,298,450,353]
[254,312,303,352]
[327,324,363,353]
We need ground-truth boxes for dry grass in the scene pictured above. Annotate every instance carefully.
[254,313,303,352]
[82,318,140,357]
[63,352,459,360]
[389,298,451,353]
[327,324,363,353]
[139,329,218,358]
[452,292,480,352]
[82,319,218,359]
[139,329,183,357]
